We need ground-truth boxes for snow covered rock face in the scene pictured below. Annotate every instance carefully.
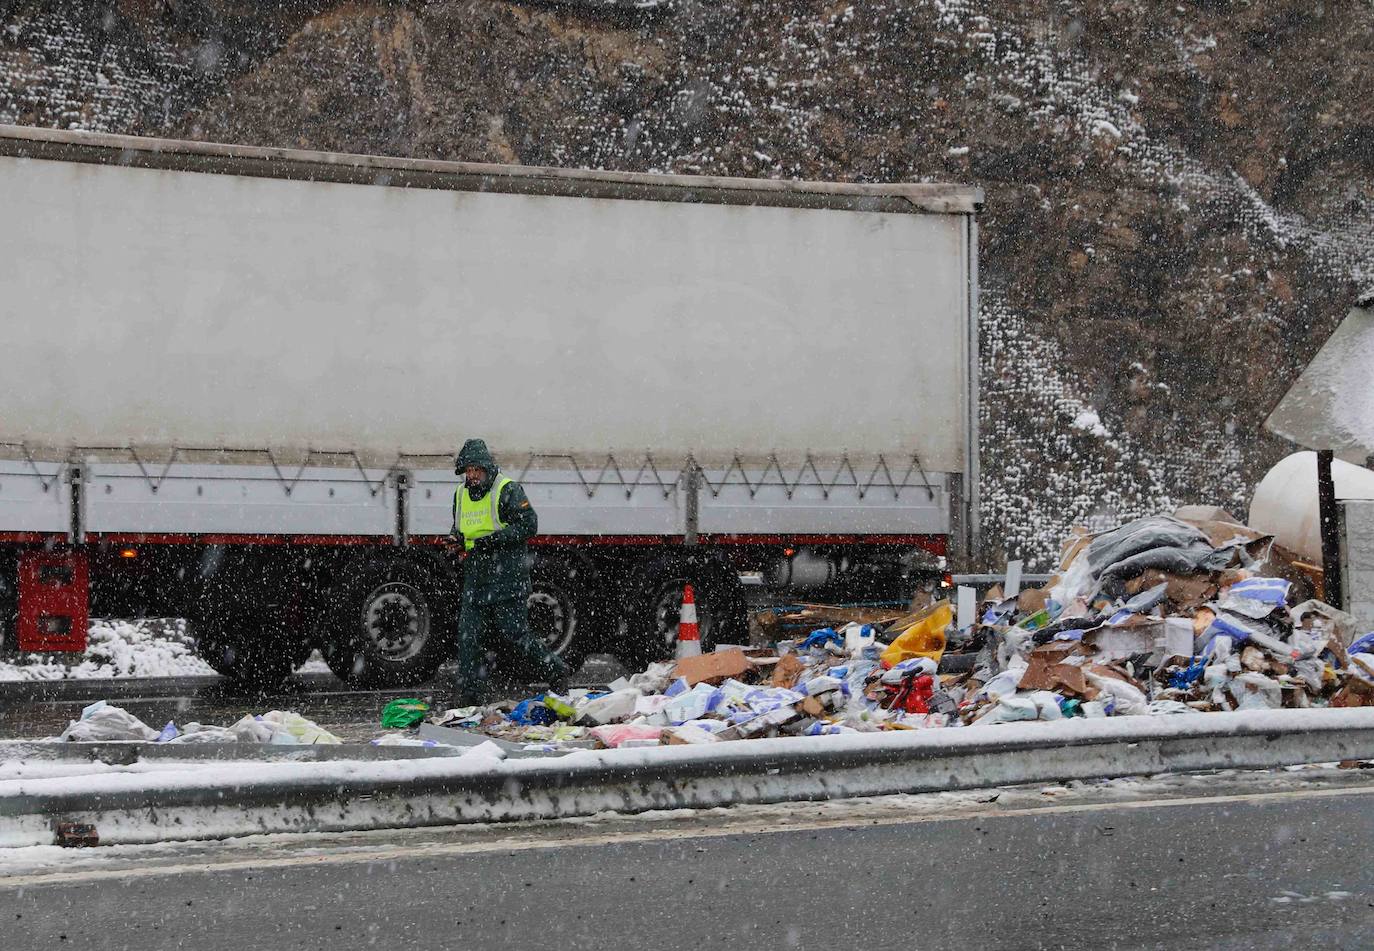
[6,2,1374,566]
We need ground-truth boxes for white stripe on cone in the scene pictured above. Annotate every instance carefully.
[675,582,701,659]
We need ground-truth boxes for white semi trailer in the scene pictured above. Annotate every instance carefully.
[0,124,981,687]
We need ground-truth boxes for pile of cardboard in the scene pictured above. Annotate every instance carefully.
[956,508,1366,723]
[426,508,1374,751]
[430,644,873,750]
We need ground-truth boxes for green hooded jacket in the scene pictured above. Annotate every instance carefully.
[452,439,537,605]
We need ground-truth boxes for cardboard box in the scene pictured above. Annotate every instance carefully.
[662,725,722,745]
[736,705,799,738]
[1124,569,1217,608]
[1017,586,1052,615]
[771,654,806,689]
[1331,678,1374,708]
[418,722,528,754]
[674,648,754,686]
[1058,530,1093,571]
[1084,617,1193,665]
[1083,662,1141,686]
[1018,644,1095,698]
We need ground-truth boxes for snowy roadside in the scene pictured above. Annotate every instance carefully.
[4,764,1371,877]
[6,707,1374,848]
[0,619,331,682]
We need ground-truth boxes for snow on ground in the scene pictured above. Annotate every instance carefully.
[0,619,215,682]
[0,620,329,681]
[295,650,332,675]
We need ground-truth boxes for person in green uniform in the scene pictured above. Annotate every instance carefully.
[447,439,571,706]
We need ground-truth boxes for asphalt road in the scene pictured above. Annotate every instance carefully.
[4,772,1374,950]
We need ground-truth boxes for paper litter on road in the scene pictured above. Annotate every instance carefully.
[51,702,343,746]
[430,508,1374,752]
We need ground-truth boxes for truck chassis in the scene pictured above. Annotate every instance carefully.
[0,451,951,686]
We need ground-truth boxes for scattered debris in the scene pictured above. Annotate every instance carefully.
[59,700,161,742]
[426,508,1374,751]
[380,698,432,730]
[56,700,344,745]
[54,822,99,848]
[35,509,1374,757]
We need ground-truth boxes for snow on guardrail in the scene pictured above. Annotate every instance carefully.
[5,707,1374,848]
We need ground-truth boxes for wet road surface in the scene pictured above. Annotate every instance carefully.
[4,770,1374,950]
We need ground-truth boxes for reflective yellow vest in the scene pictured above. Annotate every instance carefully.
[456,475,512,551]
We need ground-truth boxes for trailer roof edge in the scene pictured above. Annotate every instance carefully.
[0,124,983,215]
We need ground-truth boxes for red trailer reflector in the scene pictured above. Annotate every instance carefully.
[17,550,90,652]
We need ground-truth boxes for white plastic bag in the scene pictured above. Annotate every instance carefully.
[460,740,508,761]
[167,722,238,744]
[1026,691,1064,720]
[576,689,641,725]
[626,661,676,694]
[1229,671,1282,710]
[59,701,160,742]
[975,694,1039,724]
[230,711,342,745]
[978,661,1028,702]
[1083,670,1148,715]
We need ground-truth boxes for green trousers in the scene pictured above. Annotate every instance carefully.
[455,595,568,702]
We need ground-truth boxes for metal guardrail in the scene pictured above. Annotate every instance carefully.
[5,708,1374,847]
[951,573,1053,587]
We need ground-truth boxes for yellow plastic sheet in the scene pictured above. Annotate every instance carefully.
[880,601,952,667]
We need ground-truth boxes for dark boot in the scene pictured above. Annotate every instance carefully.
[452,679,490,709]
[545,655,573,695]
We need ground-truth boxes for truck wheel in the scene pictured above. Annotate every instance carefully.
[528,555,596,673]
[194,609,308,692]
[323,557,453,689]
[624,553,747,666]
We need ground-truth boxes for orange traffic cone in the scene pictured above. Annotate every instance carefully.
[674,583,701,659]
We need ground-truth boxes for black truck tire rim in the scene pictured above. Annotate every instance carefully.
[528,590,574,656]
[362,582,429,661]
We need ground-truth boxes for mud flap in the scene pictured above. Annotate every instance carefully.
[18,549,89,652]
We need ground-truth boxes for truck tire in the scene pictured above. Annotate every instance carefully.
[527,554,597,674]
[322,557,454,689]
[193,608,309,692]
[624,552,747,666]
